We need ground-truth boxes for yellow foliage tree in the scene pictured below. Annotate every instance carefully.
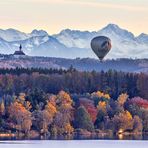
[125,110,132,120]
[57,91,73,105]
[17,93,32,111]
[92,91,110,100]
[96,91,104,98]
[53,91,74,135]
[64,123,74,134]
[118,93,128,106]
[112,110,133,133]
[40,110,53,134]
[45,101,57,116]
[104,94,110,100]
[97,101,106,111]
[0,99,5,115]
[38,101,57,135]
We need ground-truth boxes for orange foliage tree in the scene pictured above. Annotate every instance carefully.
[8,101,32,134]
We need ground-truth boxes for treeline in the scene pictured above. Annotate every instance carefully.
[0,67,68,75]
[0,68,147,99]
[0,90,148,138]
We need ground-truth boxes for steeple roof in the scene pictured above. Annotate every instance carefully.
[13,44,25,55]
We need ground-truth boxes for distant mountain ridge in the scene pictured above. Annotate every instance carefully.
[0,24,147,59]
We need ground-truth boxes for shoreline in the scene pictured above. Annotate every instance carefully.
[0,130,147,140]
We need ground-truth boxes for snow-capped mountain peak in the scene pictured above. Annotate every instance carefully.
[136,33,148,43]
[101,23,120,31]
[0,28,29,42]
[54,29,96,48]
[30,29,48,37]
[99,23,135,40]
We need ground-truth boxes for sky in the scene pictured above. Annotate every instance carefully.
[0,0,148,35]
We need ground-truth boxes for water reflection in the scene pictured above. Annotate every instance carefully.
[0,133,147,141]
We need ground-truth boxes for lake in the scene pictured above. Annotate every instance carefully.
[0,140,148,148]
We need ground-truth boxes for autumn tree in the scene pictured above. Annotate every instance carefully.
[91,91,110,104]
[8,101,32,134]
[111,110,133,133]
[133,115,143,133]
[129,97,148,109]
[79,98,97,123]
[51,91,74,135]
[45,101,57,116]
[94,91,111,130]
[118,93,128,106]
[17,93,32,111]
[140,108,148,132]
[0,99,5,115]
[33,100,57,135]
[95,100,108,130]
[56,90,73,106]
[74,106,94,131]
[53,112,74,135]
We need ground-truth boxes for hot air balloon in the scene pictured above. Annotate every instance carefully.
[91,36,112,61]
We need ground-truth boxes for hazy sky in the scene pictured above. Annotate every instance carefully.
[0,0,148,35]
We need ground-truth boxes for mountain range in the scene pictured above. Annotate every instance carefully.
[0,24,148,59]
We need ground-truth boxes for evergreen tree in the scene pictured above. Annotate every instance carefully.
[74,106,94,131]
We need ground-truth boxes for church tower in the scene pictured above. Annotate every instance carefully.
[13,44,26,58]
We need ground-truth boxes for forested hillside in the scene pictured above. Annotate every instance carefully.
[0,56,148,73]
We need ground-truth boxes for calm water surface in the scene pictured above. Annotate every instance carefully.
[0,140,148,148]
